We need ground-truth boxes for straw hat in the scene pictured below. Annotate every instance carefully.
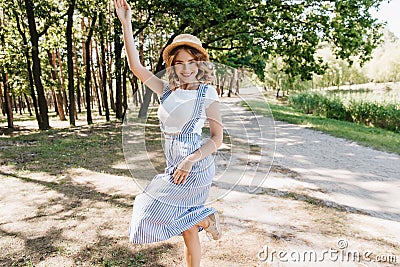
[162,34,209,62]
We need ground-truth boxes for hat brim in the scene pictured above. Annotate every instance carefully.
[162,41,209,62]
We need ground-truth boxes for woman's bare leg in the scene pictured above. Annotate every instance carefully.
[197,213,222,240]
[182,226,201,267]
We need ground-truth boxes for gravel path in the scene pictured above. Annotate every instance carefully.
[219,87,400,221]
[272,121,400,221]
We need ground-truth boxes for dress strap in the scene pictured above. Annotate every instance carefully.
[159,84,172,133]
[180,84,208,134]
[159,84,172,104]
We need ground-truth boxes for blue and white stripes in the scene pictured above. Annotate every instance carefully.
[129,84,217,244]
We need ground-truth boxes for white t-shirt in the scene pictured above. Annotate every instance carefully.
[157,85,219,135]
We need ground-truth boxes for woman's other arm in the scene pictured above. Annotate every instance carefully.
[114,0,164,95]
[197,101,224,158]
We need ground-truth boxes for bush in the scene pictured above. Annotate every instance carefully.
[288,92,399,133]
[323,97,353,121]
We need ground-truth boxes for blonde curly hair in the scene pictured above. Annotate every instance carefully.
[164,45,214,90]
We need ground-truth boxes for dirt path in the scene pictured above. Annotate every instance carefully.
[223,87,400,222]
[1,91,400,266]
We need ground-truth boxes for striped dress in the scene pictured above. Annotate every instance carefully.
[129,83,217,244]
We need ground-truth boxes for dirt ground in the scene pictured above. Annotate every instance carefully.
[1,92,399,266]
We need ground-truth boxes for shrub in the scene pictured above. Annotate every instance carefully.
[288,92,399,133]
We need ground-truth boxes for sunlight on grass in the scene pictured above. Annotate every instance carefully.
[0,122,129,176]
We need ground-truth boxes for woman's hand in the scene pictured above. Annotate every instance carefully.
[173,157,196,185]
[114,0,132,27]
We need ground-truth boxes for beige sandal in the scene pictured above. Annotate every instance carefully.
[205,212,222,240]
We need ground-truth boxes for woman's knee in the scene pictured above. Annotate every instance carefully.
[182,226,198,238]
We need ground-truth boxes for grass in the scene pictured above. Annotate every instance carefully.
[243,100,400,155]
[0,121,129,176]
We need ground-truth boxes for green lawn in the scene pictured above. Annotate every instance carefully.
[0,121,128,176]
[243,100,400,155]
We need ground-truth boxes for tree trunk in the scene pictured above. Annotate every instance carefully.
[84,14,97,125]
[114,17,123,120]
[95,40,104,109]
[129,76,140,106]
[52,90,58,113]
[56,50,69,116]
[74,35,82,113]
[67,0,76,125]
[81,18,86,111]
[23,94,33,116]
[0,12,14,125]
[235,70,240,94]
[14,10,41,125]
[91,59,102,116]
[18,96,23,115]
[90,41,94,111]
[24,0,49,130]
[219,77,226,96]
[0,82,4,116]
[228,72,235,98]
[99,12,110,121]
[215,73,221,95]
[107,36,115,112]
[48,50,66,120]
[107,3,115,113]
[122,58,128,120]
[12,95,18,114]
[24,43,40,125]
[2,71,13,128]
[108,70,115,112]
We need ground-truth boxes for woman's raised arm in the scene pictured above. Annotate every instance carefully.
[114,0,164,95]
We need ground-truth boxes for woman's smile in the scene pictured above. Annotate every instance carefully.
[174,50,199,88]
[181,72,194,77]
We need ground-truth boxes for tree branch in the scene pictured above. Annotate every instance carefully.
[38,10,68,37]
[205,46,244,51]
[13,11,27,43]
[132,9,152,38]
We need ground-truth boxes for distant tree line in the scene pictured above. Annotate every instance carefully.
[265,29,400,96]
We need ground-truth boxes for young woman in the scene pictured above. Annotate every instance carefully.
[114,0,223,266]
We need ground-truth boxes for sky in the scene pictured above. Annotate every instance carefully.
[369,0,400,38]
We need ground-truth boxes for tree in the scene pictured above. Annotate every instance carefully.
[23,0,56,130]
[1,8,13,128]
[114,14,123,120]
[84,14,97,125]
[0,0,388,127]
[123,0,384,117]
[47,50,66,120]
[67,0,76,126]
[99,12,110,121]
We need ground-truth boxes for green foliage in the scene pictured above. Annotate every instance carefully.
[348,100,400,132]
[288,91,400,133]
[132,0,385,81]
[264,30,398,95]
[288,92,350,121]
[0,0,388,105]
